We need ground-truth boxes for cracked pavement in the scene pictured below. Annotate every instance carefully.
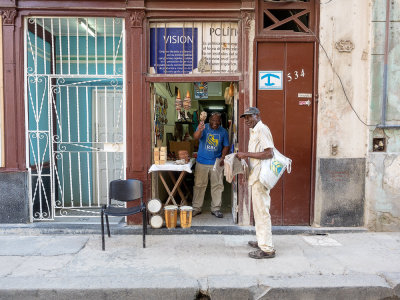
[0,232,399,299]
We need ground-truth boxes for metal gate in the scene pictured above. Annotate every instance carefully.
[25,17,125,221]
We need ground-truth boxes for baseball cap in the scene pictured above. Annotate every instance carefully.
[240,107,260,118]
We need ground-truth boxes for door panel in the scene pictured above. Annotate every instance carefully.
[256,43,285,225]
[284,43,313,224]
[256,42,313,225]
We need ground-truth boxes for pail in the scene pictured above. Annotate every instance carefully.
[164,205,178,229]
[147,198,162,214]
[149,214,163,229]
[180,206,193,228]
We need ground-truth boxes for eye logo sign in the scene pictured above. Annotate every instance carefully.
[258,71,283,90]
[206,134,219,151]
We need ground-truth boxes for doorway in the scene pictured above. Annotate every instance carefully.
[25,17,126,220]
[256,42,314,225]
[150,81,239,225]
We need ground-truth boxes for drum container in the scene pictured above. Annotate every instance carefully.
[164,205,178,229]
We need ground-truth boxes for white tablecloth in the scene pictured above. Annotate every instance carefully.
[148,158,195,173]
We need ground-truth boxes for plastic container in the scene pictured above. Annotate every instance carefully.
[164,205,178,229]
[180,206,193,228]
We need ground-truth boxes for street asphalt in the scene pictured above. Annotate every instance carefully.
[0,226,399,299]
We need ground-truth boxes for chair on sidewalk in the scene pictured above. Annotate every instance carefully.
[101,179,147,250]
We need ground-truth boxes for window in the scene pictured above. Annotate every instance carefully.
[149,21,239,75]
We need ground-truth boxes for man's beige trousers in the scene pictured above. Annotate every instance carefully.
[192,162,223,212]
[251,181,274,252]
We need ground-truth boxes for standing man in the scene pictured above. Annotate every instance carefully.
[192,112,229,218]
[237,107,276,259]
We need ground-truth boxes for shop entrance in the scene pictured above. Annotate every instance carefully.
[150,81,239,225]
[256,42,314,225]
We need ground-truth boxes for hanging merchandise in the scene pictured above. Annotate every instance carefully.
[229,82,234,97]
[175,89,183,121]
[155,95,168,142]
[194,82,208,99]
[199,111,207,124]
[183,90,192,120]
[192,111,199,131]
[224,82,234,105]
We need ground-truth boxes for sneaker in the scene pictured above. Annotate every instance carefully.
[192,210,202,217]
[211,210,223,218]
[248,249,276,259]
[247,241,259,249]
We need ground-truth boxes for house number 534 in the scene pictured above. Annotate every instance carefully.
[287,69,305,82]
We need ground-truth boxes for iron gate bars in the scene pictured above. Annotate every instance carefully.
[25,17,125,221]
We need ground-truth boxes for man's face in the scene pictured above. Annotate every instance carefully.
[209,115,221,130]
[244,114,259,128]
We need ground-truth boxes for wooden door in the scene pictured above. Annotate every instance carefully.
[256,42,314,225]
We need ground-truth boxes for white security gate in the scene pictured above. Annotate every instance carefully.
[25,17,125,220]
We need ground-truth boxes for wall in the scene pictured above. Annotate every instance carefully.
[0,20,3,167]
[314,0,371,227]
[0,17,28,223]
[366,0,400,231]
[0,172,28,223]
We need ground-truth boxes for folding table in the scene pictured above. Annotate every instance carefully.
[148,158,195,206]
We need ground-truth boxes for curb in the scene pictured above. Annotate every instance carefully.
[0,223,368,236]
[0,274,398,300]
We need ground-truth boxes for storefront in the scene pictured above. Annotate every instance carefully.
[0,0,326,228]
[0,0,257,225]
[3,0,397,231]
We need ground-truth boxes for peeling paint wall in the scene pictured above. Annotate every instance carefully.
[366,0,400,231]
[366,154,400,231]
[314,1,371,226]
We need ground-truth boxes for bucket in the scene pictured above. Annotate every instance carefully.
[147,198,162,214]
[164,205,178,229]
[180,206,193,228]
[149,214,163,229]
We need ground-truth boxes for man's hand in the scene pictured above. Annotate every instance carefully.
[219,157,225,167]
[236,152,247,160]
[193,121,206,140]
[198,121,205,131]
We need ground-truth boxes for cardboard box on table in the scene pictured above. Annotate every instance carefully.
[169,141,197,156]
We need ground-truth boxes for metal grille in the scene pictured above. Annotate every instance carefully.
[260,0,314,34]
[25,17,125,220]
[149,21,239,75]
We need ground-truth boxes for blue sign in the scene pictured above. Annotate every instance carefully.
[258,71,283,90]
[150,28,198,74]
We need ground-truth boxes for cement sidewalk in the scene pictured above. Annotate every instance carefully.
[0,231,399,299]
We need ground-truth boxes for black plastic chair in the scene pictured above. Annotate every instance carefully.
[101,179,147,250]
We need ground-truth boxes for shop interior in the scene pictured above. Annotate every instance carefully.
[150,81,238,226]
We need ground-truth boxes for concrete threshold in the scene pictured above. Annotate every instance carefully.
[0,222,367,235]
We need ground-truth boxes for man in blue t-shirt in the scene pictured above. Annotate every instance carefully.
[192,112,229,218]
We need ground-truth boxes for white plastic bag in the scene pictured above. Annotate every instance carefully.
[259,148,292,190]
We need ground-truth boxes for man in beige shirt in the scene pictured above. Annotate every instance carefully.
[237,107,276,259]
